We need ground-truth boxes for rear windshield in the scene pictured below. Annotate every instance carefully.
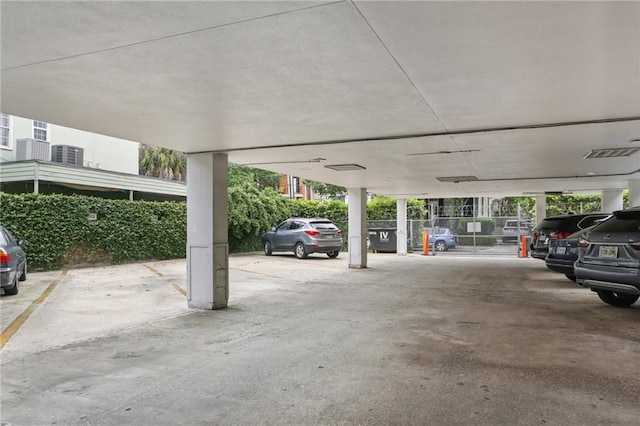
[310,221,337,230]
[593,212,640,233]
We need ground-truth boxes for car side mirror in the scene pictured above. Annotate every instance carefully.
[18,240,27,246]
[271,227,276,232]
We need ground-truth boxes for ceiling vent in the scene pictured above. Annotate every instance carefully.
[436,175,478,183]
[51,145,84,166]
[324,164,366,171]
[406,149,480,156]
[583,147,640,159]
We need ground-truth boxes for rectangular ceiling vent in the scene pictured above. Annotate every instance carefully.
[583,147,640,159]
[436,175,478,183]
[324,164,366,171]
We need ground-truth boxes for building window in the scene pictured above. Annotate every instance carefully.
[293,177,301,194]
[33,120,49,142]
[1,114,12,149]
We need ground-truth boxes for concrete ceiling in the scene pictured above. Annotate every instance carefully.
[2,1,639,198]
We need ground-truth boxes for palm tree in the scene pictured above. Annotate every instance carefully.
[139,145,186,181]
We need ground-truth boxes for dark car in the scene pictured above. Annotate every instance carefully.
[545,225,596,281]
[575,207,640,307]
[262,218,343,259]
[0,226,27,296]
[530,213,610,260]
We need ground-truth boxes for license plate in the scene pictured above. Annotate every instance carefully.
[599,246,618,258]
[555,246,566,255]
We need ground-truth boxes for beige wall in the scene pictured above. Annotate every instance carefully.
[1,115,139,175]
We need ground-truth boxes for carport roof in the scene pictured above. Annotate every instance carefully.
[2,1,639,198]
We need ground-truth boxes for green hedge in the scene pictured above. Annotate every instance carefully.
[0,192,428,270]
[0,193,187,269]
[456,235,497,246]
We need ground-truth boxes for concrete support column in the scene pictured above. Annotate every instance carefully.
[396,198,407,256]
[601,189,623,212]
[535,195,546,224]
[129,190,134,201]
[186,153,229,310]
[629,179,640,208]
[348,188,367,269]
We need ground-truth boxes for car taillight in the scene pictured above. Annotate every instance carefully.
[631,244,640,250]
[0,249,10,264]
[550,231,571,240]
[578,237,589,248]
[337,230,342,236]
[304,230,321,236]
[532,232,538,240]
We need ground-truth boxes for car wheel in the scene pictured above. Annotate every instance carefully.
[264,241,273,256]
[596,290,639,307]
[4,276,19,296]
[327,251,339,259]
[19,262,27,281]
[435,240,447,251]
[564,273,576,282]
[294,242,308,259]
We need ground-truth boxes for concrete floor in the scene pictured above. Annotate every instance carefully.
[1,253,639,425]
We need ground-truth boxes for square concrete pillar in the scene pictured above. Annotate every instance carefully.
[629,179,640,208]
[348,188,368,269]
[601,189,623,212]
[186,153,229,310]
[535,195,546,225]
[396,198,407,256]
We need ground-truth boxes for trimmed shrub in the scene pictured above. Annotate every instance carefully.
[0,193,186,269]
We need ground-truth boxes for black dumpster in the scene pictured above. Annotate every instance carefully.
[368,228,397,253]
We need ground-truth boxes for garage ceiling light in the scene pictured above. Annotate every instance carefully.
[436,175,478,183]
[324,164,366,171]
[583,147,640,159]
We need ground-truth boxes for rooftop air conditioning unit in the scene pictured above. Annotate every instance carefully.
[16,138,50,161]
[51,145,84,166]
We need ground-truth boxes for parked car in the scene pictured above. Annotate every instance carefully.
[262,218,343,259]
[0,226,27,296]
[575,207,640,307]
[502,219,531,243]
[530,213,610,260]
[545,225,596,281]
[425,227,457,251]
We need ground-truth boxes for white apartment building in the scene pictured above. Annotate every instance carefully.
[0,114,185,201]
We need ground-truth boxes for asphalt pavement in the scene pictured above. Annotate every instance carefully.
[1,253,639,425]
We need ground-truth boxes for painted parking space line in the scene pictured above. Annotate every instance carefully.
[230,267,281,279]
[143,264,164,277]
[172,283,187,296]
[0,270,68,350]
[144,264,187,296]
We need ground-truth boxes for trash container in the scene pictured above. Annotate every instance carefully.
[368,228,397,253]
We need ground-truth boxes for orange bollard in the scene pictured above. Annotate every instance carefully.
[423,230,429,256]
[520,234,528,258]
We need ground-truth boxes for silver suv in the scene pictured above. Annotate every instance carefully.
[262,218,343,259]
[502,219,531,243]
[575,207,640,307]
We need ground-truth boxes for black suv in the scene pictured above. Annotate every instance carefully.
[575,207,640,307]
[530,213,610,260]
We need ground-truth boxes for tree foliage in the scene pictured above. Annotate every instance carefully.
[139,144,186,181]
[306,180,347,200]
[228,163,281,191]
[228,183,291,252]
